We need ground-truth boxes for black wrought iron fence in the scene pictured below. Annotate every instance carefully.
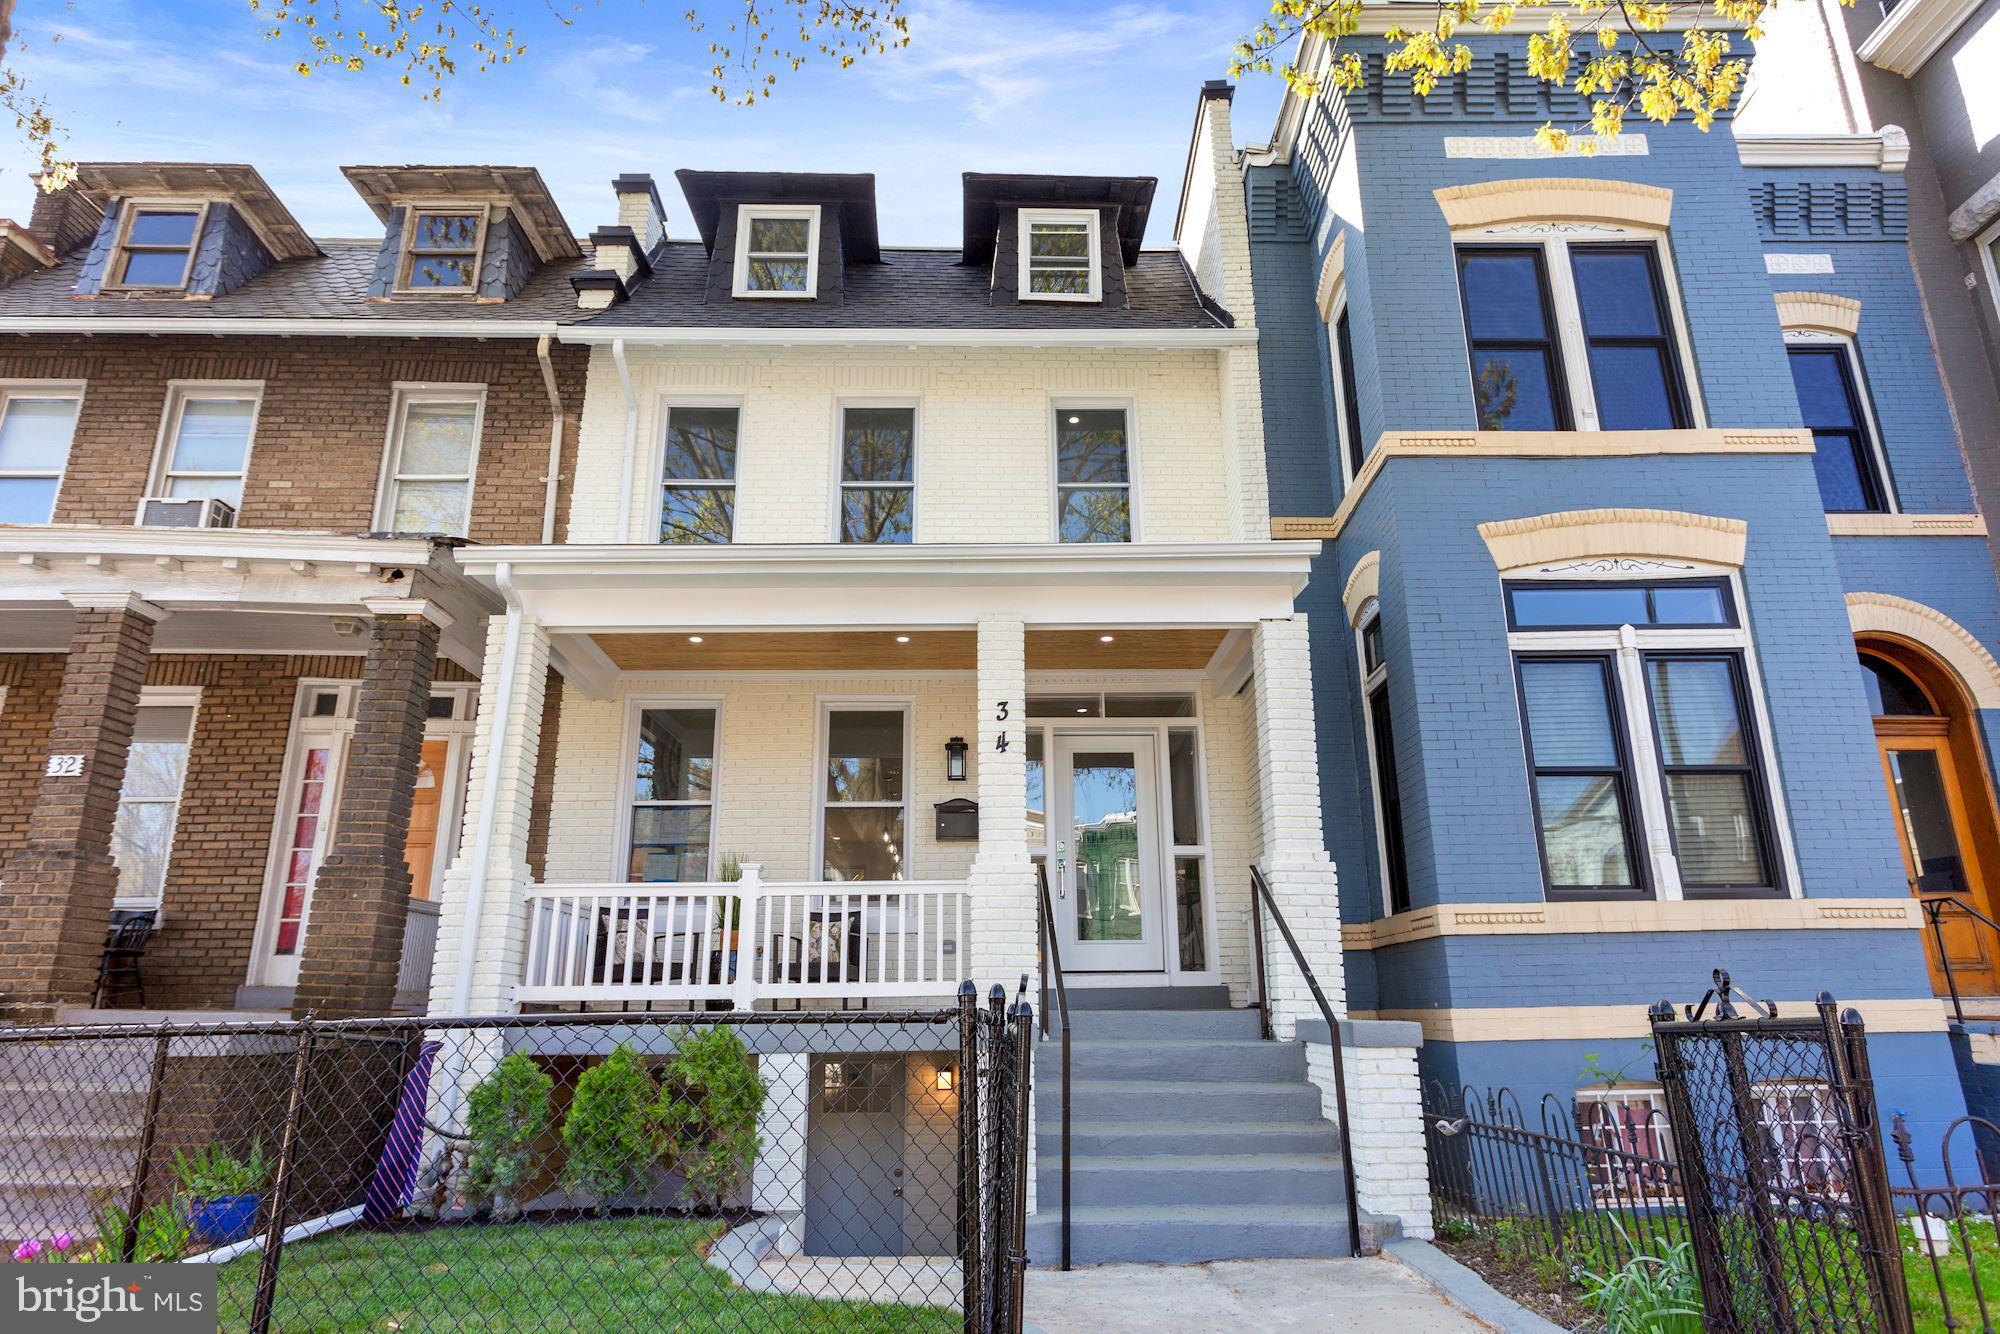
[0,984,1031,1334]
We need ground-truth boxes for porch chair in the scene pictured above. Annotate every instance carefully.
[93,909,157,1009]
[767,903,869,1011]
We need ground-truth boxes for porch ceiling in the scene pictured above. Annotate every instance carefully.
[587,628,1229,673]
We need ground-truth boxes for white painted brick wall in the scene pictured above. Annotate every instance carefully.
[564,346,1246,547]
[1305,1041,1434,1239]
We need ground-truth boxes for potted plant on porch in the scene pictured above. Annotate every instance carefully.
[171,1139,270,1246]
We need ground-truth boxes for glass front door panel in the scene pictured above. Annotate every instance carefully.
[1071,751,1142,943]
[1052,733,1164,972]
[1888,748,1968,896]
[275,745,333,957]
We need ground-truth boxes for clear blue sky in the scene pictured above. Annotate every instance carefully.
[0,0,1284,247]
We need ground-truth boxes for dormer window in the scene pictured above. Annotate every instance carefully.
[1020,209,1099,302]
[110,204,205,290]
[732,204,820,298]
[399,207,487,291]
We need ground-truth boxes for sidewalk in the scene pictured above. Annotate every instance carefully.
[1022,1255,1489,1333]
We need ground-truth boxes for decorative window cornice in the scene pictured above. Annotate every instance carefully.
[1315,230,1348,322]
[1477,507,1748,572]
[1434,177,1672,232]
[1343,549,1380,627]
[1774,291,1861,337]
[1847,591,2000,710]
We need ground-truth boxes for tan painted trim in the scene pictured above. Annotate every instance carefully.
[1272,516,1339,540]
[1434,177,1674,231]
[1848,592,2000,710]
[1311,429,1812,542]
[1343,551,1381,627]
[1315,231,1348,321]
[1828,513,1988,538]
[1774,291,1862,336]
[1365,998,1949,1043]
[1340,897,1921,951]
[1477,508,1747,572]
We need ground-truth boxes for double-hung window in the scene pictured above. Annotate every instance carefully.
[661,405,739,544]
[379,390,482,536]
[1357,604,1412,914]
[820,706,909,882]
[1020,210,1099,301]
[110,702,196,907]
[0,389,80,524]
[399,209,486,291]
[1333,307,1367,481]
[1785,337,1892,513]
[1055,407,1132,542]
[627,706,718,882]
[110,204,204,290]
[1455,236,1695,432]
[839,406,915,543]
[733,205,819,298]
[153,387,259,508]
[1509,578,1785,899]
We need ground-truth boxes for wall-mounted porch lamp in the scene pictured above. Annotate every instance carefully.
[945,736,969,782]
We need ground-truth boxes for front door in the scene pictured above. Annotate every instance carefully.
[1051,732,1166,972]
[404,738,451,900]
[1877,732,2000,995]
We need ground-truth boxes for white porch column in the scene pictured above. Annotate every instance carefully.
[968,617,1036,991]
[427,610,554,1016]
[1250,614,1344,1039]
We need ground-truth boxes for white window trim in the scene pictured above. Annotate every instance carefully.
[1783,328,1899,514]
[1018,207,1102,304]
[1325,290,1363,491]
[395,202,490,295]
[112,685,203,913]
[0,381,85,524]
[832,398,921,544]
[1050,398,1140,544]
[373,383,488,537]
[614,695,727,883]
[1505,566,1802,902]
[1978,214,2000,330]
[106,199,208,293]
[1455,222,1708,432]
[248,681,356,983]
[140,381,264,518]
[1352,598,1400,918]
[812,697,916,883]
[731,203,821,300]
[659,396,744,545]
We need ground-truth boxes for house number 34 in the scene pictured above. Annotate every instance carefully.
[995,700,1010,752]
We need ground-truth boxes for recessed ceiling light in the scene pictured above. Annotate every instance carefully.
[895,634,911,644]
[1067,415,1081,424]
[1076,707,1088,714]
[1099,634,1115,643]
[688,635,704,644]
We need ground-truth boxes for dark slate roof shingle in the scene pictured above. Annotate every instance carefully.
[0,237,594,323]
[579,242,1227,331]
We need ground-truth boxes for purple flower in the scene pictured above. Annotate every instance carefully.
[13,1238,42,1261]
[49,1233,74,1254]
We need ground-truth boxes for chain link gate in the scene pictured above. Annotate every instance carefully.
[963,981,1032,1334]
[1649,971,1912,1333]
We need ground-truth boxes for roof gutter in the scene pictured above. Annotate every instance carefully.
[611,337,639,544]
[558,326,1256,349]
[0,317,567,338]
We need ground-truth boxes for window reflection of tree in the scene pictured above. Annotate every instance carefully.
[1475,360,1520,431]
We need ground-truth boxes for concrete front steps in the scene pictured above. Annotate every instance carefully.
[1026,991,1364,1265]
[0,1036,154,1247]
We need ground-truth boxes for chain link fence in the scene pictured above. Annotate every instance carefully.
[0,983,1030,1333]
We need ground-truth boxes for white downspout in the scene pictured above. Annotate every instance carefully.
[612,337,638,544]
[535,334,565,545]
[449,560,527,1015]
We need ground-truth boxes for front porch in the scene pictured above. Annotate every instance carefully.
[430,542,1345,1027]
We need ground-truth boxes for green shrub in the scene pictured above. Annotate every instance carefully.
[92,1199,193,1263]
[461,1053,554,1220]
[169,1139,269,1198]
[654,1026,765,1212]
[560,1045,658,1212]
[1578,1218,1703,1334]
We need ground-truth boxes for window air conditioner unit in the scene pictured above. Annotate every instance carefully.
[139,497,236,529]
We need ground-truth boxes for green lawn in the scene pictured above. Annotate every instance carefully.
[1904,1214,2000,1332]
[212,1215,960,1332]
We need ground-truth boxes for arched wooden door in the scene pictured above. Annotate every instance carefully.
[1862,643,2000,996]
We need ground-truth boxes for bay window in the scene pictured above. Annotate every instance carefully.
[1508,578,1786,899]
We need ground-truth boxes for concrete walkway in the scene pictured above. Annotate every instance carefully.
[1023,1255,1488,1333]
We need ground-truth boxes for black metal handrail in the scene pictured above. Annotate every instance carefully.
[1249,865,1363,1257]
[1920,893,2000,1024]
[1034,862,1072,1271]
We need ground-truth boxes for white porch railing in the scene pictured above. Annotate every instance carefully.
[397,898,442,1000]
[516,863,968,1007]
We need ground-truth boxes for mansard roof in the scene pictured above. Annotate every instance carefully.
[576,240,1226,331]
